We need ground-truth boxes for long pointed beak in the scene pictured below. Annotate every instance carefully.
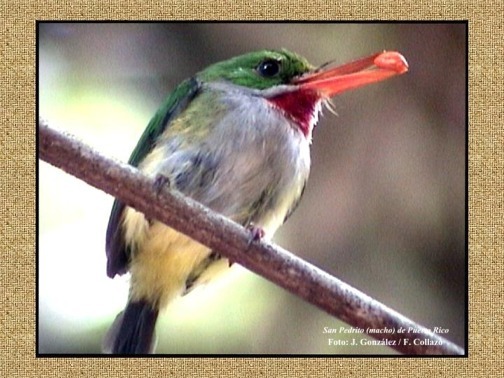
[294,51,408,97]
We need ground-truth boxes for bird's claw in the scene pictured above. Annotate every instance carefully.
[153,174,171,195]
[246,223,265,247]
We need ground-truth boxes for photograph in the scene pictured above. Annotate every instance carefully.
[38,22,467,355]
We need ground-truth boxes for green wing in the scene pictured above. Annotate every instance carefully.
[105,78,201,278]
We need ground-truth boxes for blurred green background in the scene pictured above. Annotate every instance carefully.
[38,22,466,354]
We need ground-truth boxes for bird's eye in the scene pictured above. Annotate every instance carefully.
[257,59,281,77]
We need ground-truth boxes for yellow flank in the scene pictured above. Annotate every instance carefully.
[139,145,170,177]
[187,256,230,291]
[123,207,227,309]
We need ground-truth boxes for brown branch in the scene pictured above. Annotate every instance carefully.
[38,119,465,355]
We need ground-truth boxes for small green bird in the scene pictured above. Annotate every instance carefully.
[103,49,408,354]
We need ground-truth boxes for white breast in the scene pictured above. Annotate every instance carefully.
[204,83,312,237]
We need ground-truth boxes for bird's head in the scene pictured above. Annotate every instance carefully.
[198,49,408,137]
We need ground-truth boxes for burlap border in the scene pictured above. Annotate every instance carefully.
[1,1,502,376]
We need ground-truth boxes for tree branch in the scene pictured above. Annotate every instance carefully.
[38,119,465,355]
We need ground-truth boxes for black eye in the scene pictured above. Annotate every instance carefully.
[257,59,281,77]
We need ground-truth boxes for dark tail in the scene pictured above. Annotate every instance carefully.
[103,300,159,354]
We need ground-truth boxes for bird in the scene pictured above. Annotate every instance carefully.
[102,48,408,354]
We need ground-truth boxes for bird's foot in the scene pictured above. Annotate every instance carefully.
[228,225,265,266]
[246,223,265,247]
[153,174,171,195]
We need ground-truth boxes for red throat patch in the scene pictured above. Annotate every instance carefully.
[268,89,321,137]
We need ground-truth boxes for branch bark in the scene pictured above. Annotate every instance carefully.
[38,119,465,355]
